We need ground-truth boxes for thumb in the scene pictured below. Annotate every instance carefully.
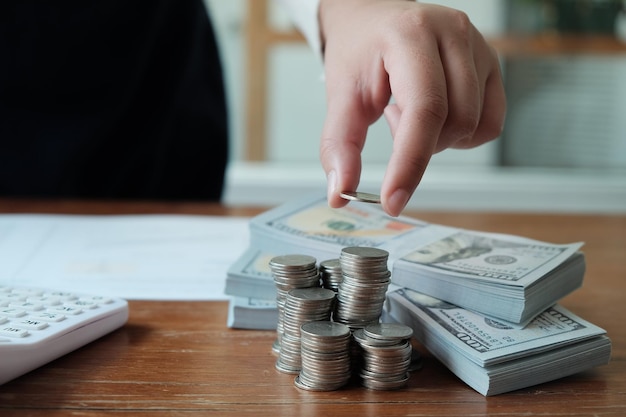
[320,91,371,208]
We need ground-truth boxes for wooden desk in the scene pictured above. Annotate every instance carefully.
[0,199,624,416]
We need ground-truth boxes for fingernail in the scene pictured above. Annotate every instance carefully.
[327,170,337,202]
[388,189,410,216]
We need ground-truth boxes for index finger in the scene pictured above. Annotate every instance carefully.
[320,77,373,209]
[381,42,448,216]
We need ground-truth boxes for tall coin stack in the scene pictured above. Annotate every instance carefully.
[334,247,391,330]
[353,323,414,390]
[319,258,343,292]
[269,254,321,354]
[295,321,352,391]
[276,287,336,374]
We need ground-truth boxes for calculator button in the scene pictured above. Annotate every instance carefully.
[44,292,78,301]
[30,312,66,322]
[15,319,48,331]
[81,296,113,304]
[0,326,29,338]
[13,288,44,297]
[0,308,27,318]
[27,296,62,306]
[67,300,98,310]
[50,306,83,315]
[9,302,44,312]
[2,293,27,302]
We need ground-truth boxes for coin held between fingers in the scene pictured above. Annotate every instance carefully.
[339,191,381,204]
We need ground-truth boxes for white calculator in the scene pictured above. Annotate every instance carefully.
[0,284,129,385]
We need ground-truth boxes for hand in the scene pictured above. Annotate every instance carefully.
[318,0,506,216]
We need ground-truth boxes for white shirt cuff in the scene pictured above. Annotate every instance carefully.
[274,0,322,60]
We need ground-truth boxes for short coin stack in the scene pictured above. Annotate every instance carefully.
[319,258,343,292]
[334,247,391,330]
[353,323,414,390]
[269,254,321,354]
[276,287,336,374]
[295,321,352,391]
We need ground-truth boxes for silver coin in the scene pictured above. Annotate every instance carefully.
[269,254,317,269]
[364,323,414,341]
[294,375,348,391]
[360,372,410,391]
[271,338,281,355]
[275,358,301,374]
[341,246,388,260]
[359,340,412,356]
[288,287,336,302]
[339,191,381,204]
[300,321,352,339]
[319,258,342,271]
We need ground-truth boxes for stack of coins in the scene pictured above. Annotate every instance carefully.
[276,287,336,374]
[295,321,352,391]
[334,247,391,330]
[269,254,320,354]
[353,323,414,390]
[319,258,342,292]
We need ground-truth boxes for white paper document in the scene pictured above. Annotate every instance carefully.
[0,214,250,300]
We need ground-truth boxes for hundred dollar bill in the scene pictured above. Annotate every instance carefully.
[227,296,277,330]
[385,288,611,395]
[225,247,277,300]
[395,229,582,285]
[391,227,585,324]
[387,288,606,366]
[249,195,428,264]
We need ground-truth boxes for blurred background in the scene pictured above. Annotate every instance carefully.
[207,0,626,213]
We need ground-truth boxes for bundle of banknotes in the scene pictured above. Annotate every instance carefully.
[224,195,611,394]
[385,288,610,395]
[226,195,585,325]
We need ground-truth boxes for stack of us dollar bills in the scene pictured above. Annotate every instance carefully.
[226,195,585,325]
[385,288,610,395]
[224,195,611,394]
